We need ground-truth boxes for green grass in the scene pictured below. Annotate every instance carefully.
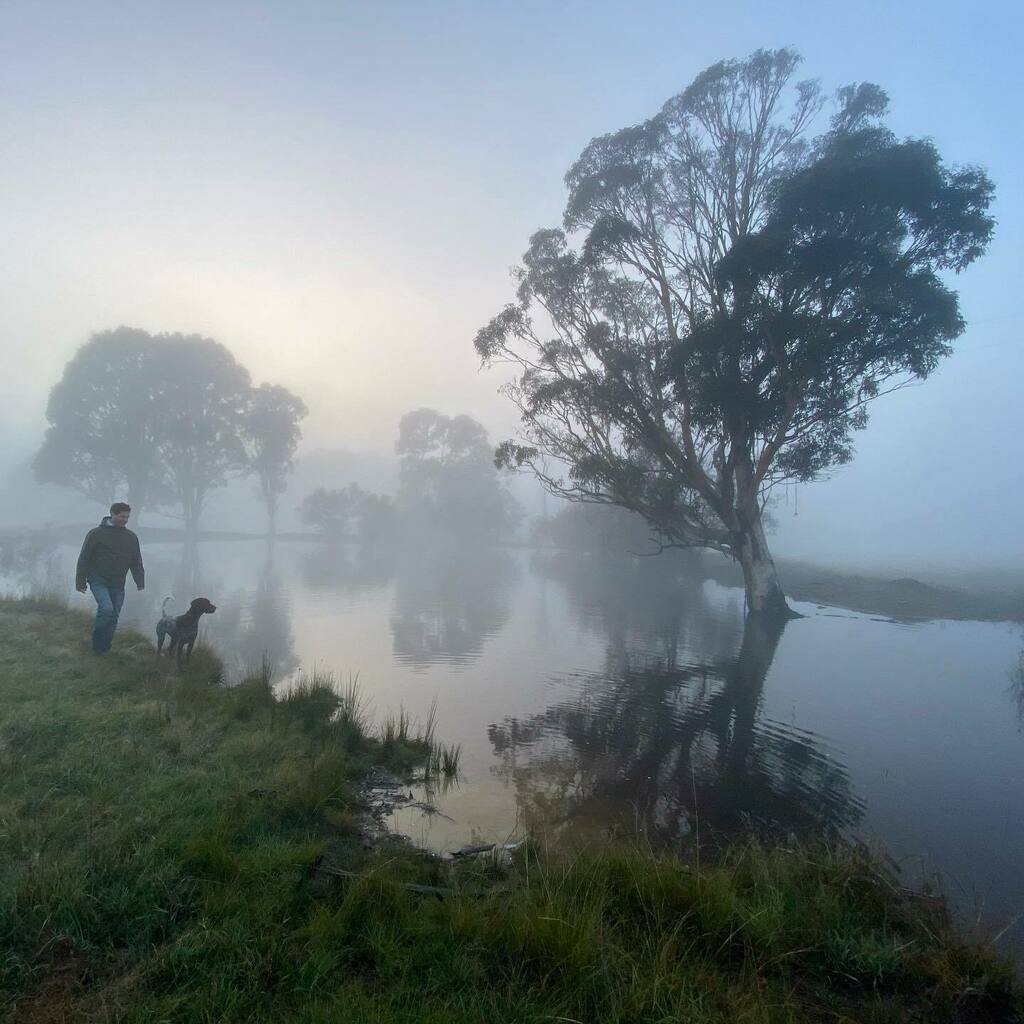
[0,597,1020,1023]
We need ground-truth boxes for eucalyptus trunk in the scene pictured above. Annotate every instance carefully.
[719,464,793,620]
[733,516,790,620]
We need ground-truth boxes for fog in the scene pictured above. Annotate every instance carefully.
[2,0,1022,575]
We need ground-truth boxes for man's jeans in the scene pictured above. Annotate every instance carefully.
[88,580,125,653]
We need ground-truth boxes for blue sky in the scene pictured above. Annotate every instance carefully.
[1,0,1021,568]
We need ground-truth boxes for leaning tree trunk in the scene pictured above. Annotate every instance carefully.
[733,513,793,620]
[719,610,787,776]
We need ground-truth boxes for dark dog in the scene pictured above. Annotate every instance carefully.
[156,596,217,667]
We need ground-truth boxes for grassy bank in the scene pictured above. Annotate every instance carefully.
[1,598,1020,1023]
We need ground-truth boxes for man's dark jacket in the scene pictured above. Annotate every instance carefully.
[76,516,145,590]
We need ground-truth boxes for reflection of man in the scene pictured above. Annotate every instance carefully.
[75,502,145,654]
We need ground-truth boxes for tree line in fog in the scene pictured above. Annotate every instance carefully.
[32,327,518,542]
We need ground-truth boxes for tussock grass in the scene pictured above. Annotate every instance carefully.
[379,705,413,746]
[0,598,1020,1023]
[279,669,345,732]
[338,671,369,733]
[426,741,462,780]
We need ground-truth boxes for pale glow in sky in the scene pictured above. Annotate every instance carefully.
[2,0,1022,568]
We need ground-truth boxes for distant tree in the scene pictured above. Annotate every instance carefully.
[475,49,994,618]
[237,544,300,679]
[299,483,396,542]
[300,484,360,538]
[354,490,398,543]
[33,327,171,521]
[395,408,518,539]
[146,334,252,536]
[390,548,515,667]
[35,328,294,536]
[533,502,655,554]
[243,383,308,536]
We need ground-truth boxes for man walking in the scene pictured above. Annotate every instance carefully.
[75,502,145,654]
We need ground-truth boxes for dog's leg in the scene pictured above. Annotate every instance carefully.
[157,625,166,653]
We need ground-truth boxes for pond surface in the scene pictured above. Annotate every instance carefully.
[10,538,1024,955]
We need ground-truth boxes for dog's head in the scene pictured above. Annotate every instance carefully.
[189,598,217,615]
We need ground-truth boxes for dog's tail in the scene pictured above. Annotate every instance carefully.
[161,595,175,617]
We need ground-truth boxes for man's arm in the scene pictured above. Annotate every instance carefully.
[75,530,95,592]
[130,535,145,591]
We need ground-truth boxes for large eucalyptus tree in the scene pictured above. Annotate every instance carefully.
[476,49,994,617]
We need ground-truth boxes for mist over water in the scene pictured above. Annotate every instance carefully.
[2,2,1023,580]
[5,536,1021,955]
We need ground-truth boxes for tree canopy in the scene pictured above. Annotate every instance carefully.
[395,408,519,540]
[475,49,994,616]
[146,335,252,534]
[299,483,396,542]
[243,383,309,535]
[35,327,306,536]
[33,328,172,517]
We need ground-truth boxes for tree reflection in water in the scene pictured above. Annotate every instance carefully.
[1009,641,1024,731]
[234,541,299,681]
[390,546,516,668]
[490,555,863,846]
[172,537,203,599]
[0,531,63,594]
[298,541,397,594]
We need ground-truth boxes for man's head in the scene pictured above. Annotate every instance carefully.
[109,502,131,527]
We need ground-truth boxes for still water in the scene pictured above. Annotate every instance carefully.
[13,538,1024,951]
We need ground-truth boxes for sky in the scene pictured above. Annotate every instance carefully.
[1,0,1022,571]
